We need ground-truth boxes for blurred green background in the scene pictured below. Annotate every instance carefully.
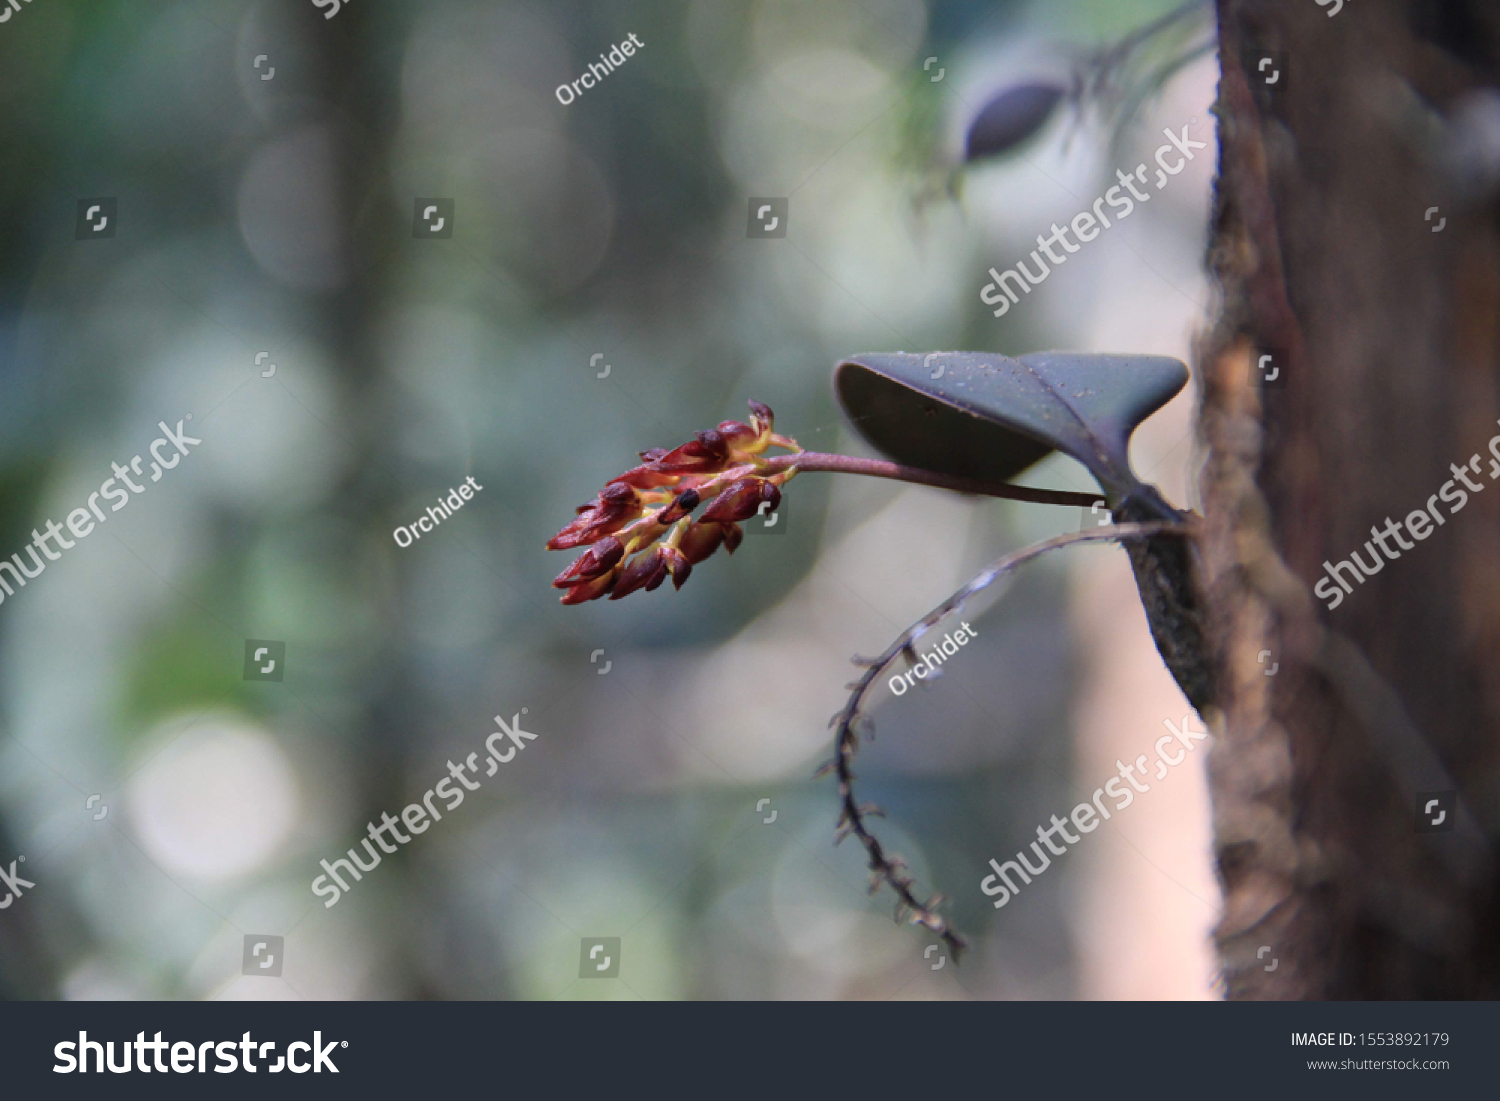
[0,0,1218,999]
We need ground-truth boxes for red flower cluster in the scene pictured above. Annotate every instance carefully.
[547,401,800,603]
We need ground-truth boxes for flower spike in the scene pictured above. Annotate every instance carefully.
[548,401,801,603]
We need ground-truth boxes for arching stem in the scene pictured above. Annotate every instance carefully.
[755,452,1103,508]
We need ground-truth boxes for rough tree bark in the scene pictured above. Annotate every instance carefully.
[1200,0,1500,998]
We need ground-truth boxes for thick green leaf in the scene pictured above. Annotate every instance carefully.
[833,350,1188,503]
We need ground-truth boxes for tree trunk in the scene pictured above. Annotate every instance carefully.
[1199,0,1500,997]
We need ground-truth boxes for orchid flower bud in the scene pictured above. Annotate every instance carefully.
[702,478,780,523]
[679,520,725,564]
[609,463,680,490]
[547,483,642,549]
[558,568,619,604]
[610,545,669,599]
[650,429,729,474]
[660,545,692,589]
[748,400,774,436]
[657,487,700,525]
[552,536,625,588]
[716,420,757,449]
[549,399,796,602]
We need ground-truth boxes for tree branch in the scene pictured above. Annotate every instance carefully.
[820,519,1195,960]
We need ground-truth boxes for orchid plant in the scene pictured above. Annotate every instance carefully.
[547,351,1209,957]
